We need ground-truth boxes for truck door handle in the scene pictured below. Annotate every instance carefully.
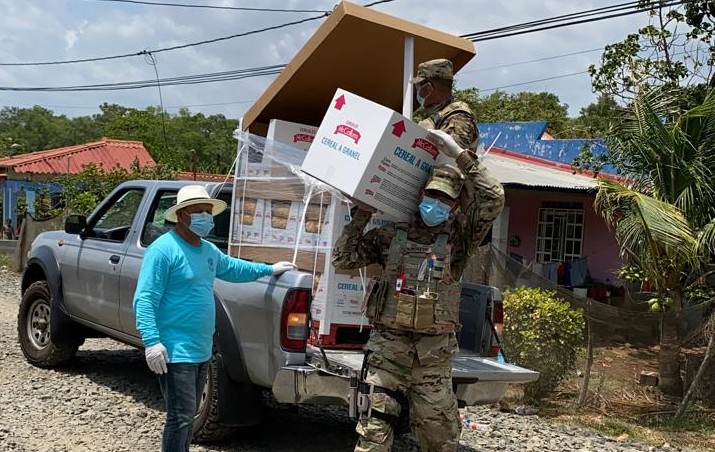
[109,255,120,264]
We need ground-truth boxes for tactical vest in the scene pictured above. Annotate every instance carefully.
[418,101,477,152]
[365,228,461,334]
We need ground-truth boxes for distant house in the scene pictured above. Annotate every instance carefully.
[478,122,622,294]
[0,138,155,225]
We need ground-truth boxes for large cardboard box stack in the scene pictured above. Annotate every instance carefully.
[232,90,438,344]
[301,88,448,222]
[266,119,317,177]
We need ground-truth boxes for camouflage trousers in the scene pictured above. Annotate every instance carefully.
[354,327,460,452]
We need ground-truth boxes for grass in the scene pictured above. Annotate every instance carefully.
[592,418,640,438]
[0,252,14,269]
[502,343,715,451]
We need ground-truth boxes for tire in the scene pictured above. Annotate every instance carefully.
[17,281,79,368]
[192,351,237,443]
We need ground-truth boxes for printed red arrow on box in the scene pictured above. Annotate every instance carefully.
[334,95,346,110]
[391,120,406,138]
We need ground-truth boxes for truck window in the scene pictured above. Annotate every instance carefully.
[140,188,231,250]
[204,190,232,251]
[141,190,177,247]
[92,188,145,242]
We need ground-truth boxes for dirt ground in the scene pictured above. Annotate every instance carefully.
[507,342,715,452]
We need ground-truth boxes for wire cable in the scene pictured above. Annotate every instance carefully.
[0,14,327,66]
[0,0,682,67]
[463,0,688,42]
[81,0,331,13]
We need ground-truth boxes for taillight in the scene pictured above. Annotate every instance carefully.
[490,301,504,357]
[280,289,311,351]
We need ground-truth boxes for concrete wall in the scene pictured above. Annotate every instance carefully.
[504,188,622,284]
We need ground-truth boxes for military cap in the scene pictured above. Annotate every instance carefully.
[411,59,454,84]
[424,164,465,199]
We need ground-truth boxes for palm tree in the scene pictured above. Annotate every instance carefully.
[595,88,715,396]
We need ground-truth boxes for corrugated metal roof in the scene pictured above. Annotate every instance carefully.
[0,138,155,175]
[478,121,615,174]
[483,148,601,191]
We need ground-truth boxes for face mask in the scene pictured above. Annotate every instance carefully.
[188,212,214,237]
[418,197,451,227]
[415,83,432,108]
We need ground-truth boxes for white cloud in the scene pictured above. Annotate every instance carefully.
[0,0,655,118]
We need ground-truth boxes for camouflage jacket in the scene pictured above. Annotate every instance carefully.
[419,99,478,152]
[333,150,504,280]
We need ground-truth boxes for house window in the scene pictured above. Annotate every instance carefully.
[536,203,584,263]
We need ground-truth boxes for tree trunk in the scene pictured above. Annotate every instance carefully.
[578,316,594,406]
[659,316,683,397]
[675,331,715,419]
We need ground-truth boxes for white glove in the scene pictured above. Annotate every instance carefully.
[272,261,297,275]
[145,343,168,374]
[426,129,464,159]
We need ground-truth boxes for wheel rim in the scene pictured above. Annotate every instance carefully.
[197,367,210,418]
[27,299,51,349]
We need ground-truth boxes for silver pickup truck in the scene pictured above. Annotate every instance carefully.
[18,179,537,441]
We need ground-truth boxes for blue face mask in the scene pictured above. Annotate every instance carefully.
[188,212,214,237]
[418,197,451,227]
[415,82,432,108]
[416,91,427,108]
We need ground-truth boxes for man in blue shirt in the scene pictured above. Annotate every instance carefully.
[133,185,295,452]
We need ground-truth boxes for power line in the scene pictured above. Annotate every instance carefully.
[0,0,392,67]
[0,0,681,68]
[362,0,397,7]
[81,0,331,13]
[0,14,327,66]
[461,48,604,74]
[0,65,284,91]
[479,71,588,93]
[0,0,691,90]
[463,0,688,42]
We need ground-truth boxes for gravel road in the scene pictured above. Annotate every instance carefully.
[0,269,693,452]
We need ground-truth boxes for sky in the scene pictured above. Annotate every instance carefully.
[0,0,654,120]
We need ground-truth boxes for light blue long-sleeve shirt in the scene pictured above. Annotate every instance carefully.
[133,230,273,363]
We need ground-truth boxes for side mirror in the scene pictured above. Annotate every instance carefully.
[65,214,88,236]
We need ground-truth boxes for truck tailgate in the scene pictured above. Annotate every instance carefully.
[311,347,537,383]
[293,346,538,406]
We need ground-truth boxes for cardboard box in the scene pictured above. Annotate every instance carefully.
[301,89,447,222]
[232,197,265,244]
[266,119,317,177]
[262,200,299,246]
[312,273,370,326]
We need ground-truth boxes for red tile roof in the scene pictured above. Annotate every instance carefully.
[0,138,155,175]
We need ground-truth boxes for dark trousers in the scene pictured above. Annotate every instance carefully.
[158,361,209,452]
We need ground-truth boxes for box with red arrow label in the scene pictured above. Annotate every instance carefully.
[300,88,447,222]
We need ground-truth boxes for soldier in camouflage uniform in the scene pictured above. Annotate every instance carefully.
[332,59,505,452]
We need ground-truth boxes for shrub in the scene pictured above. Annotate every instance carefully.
[502,287,585,402]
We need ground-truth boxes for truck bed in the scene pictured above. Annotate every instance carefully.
[277,345,539,406]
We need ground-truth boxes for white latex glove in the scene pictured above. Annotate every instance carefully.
[272,261,297,275]
[426,129,464,159]
[145,343,169,375]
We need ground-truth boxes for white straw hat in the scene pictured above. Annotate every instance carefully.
[164,185,227,223]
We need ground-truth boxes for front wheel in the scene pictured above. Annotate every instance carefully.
[193,351,237,442]
[17,281,79,367]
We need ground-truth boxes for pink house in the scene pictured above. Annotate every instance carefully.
[482,147,622,292]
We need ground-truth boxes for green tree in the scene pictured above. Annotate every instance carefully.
[589,1,714,102]
[594,88,715,396]
[452,88,572,136]
[569,95,623,138]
